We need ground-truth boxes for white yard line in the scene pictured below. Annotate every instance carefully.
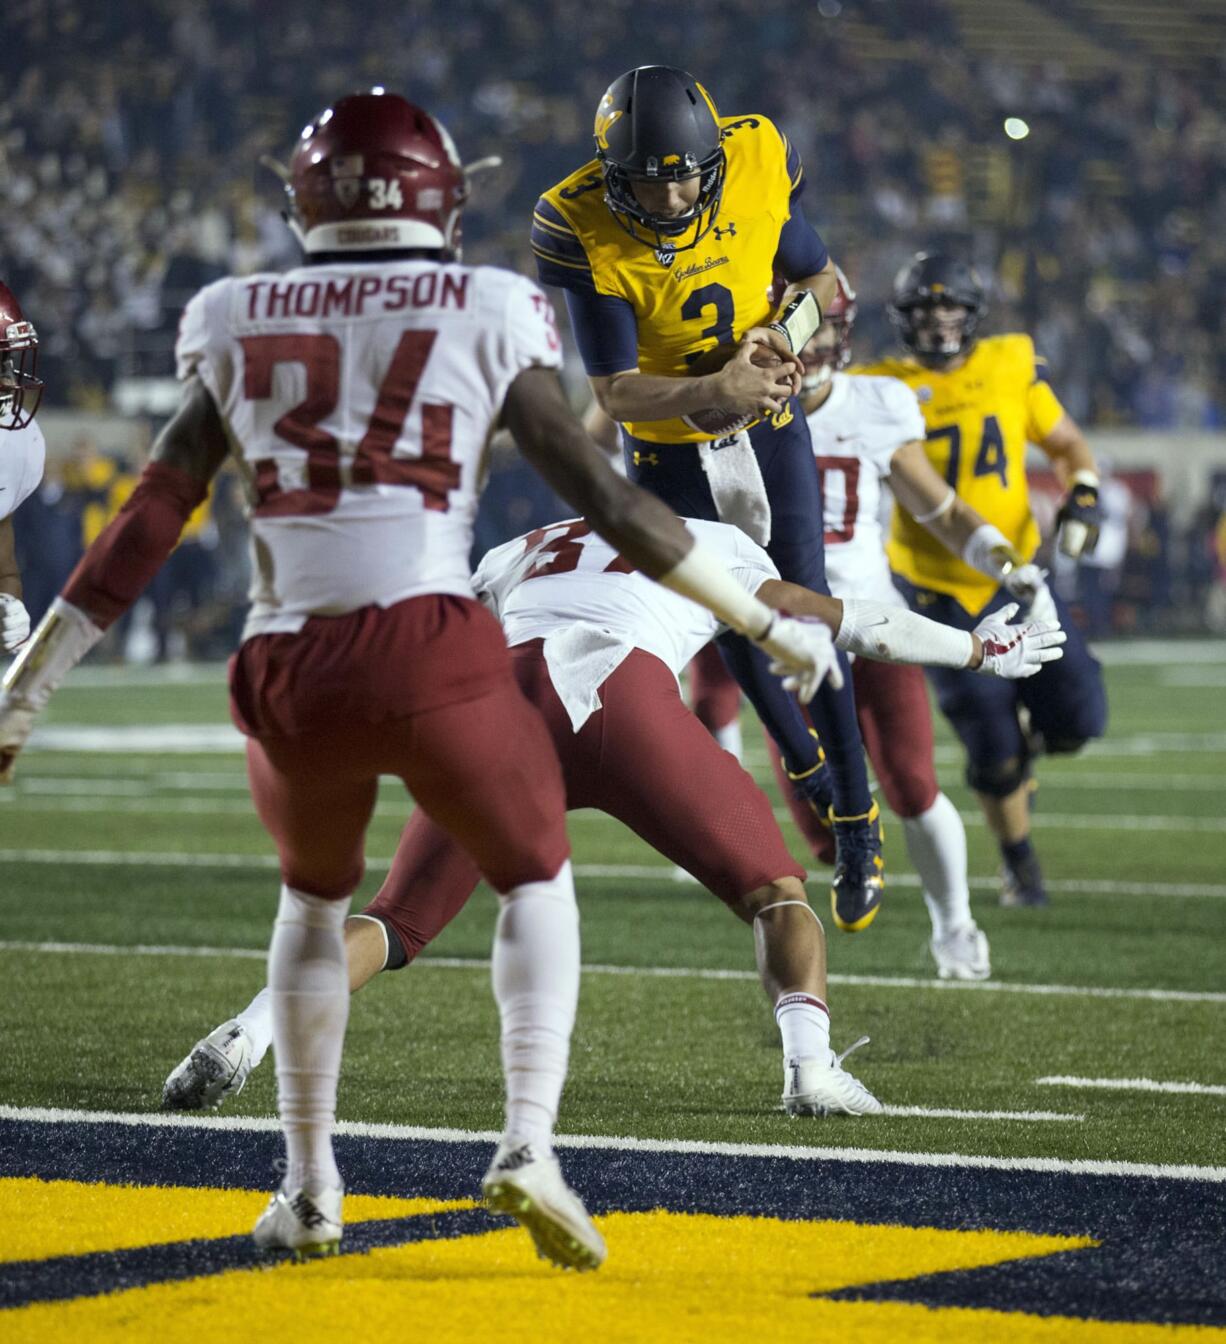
[877,1106,1083,1123]
[7,786,1226,831]
[20,725,1226,759]
[1,939,1223,1006]
[2,848,1225,901]
[1035,1075,1226,1097]
[0,1104,1219,1182]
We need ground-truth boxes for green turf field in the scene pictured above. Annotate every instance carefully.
[2,647,1224,1167]
[3,645,1226,1340]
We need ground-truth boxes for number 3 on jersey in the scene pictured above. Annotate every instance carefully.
[240,331,460,517]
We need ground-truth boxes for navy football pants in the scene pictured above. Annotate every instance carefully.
[894,578,1108,792]
[623,405,872,813]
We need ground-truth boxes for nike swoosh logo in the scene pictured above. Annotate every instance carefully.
[860,616,890,629]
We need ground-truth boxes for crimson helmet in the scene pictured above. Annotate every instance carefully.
[285,90,469,257]
[0,282,42,430]
[800,266,857,392]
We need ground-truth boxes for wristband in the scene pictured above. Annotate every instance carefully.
[658,542,774,640]
[909,487,956,526]
[767,290,822,354]
[1070,469,1100,489]
[962,523,1019,581]
[2,598,104,710]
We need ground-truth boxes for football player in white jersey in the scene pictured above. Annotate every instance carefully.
[164,516,1061,1124]
[771,269,1061,979]
[0,92,846,1272]
[0,282,46,654]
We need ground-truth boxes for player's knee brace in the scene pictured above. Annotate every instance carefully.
[966,754,1029,798]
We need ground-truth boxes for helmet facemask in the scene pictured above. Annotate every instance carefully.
[0,327,42,431]
[890,299,980,369]
[600,150,726,254]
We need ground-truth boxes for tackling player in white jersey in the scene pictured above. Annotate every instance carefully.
[164,516,1061,1124]
[0,91,847,1272]
[772,269,1063,978]
[0,282,46,654]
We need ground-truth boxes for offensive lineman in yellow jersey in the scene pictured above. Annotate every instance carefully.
[533,66,885,932]
[858,254,1108,907]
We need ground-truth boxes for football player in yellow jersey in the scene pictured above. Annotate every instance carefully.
[858,254,1108,908]
[532,65,885,932]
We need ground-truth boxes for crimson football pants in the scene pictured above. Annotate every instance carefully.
[234,595,570,899]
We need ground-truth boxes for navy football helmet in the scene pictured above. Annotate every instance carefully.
[888,253,987,367]
[594,66,726,254]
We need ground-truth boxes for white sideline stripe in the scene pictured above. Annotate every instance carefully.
[20,725,1226,760]
[45,640,1226,682]
[0,1104,1219,1182]
[7,786,1226,832]
[18,771,1225,795]
[1092,640,1226,666]
[1,940,1223,1006]
[1036,1075,1226,1097]
[2,849,1226,901]
[878,1106,1083,1123]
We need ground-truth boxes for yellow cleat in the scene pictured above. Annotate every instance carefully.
[830,800,885,932]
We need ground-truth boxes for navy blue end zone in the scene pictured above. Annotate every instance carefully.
[1,1116,1223,1326]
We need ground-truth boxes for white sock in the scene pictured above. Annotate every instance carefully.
[491,860,579,1154]
[713,718,743,761]
[902,792,973,942]
[234,987,273,1067]
[774,992,831,1061]
[268,885,351,1191]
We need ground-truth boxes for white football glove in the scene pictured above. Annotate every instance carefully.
[756,613,844,702]
[1002,563,1059,628]
[0,691,36,783]
[973,603,1066,680]
[0,593,30,653]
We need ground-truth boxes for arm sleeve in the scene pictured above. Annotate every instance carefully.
[531,196,598,296]
[562,288,640,377]
[780,129,805,200]
[61,463,209,629]
[1026,352,1067,441]
[773,200,829,281]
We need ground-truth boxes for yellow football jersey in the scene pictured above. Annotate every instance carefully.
[856,333,1066,614]
[534,114,800,444]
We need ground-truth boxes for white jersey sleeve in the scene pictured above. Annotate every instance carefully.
[175,278,234,409]
[0,419,46,520]
[805,373,923,604]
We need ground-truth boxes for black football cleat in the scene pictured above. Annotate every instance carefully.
[999,850,1048,907]
[830,801,885,932]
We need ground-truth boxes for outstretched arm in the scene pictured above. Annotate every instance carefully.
[0,377,229,780]
[503,367,840,699]
[888,439,1057,617]
[753,577,1064,679]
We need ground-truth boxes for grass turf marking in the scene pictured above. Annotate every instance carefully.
[3,848,1225,900]
[2,1105,1221,1181]
[2,939,1224,1005]
[8,787,1226,830]
[1035,1076,1226,1097]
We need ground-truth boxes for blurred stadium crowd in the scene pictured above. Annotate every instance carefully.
[5,0,1226,652]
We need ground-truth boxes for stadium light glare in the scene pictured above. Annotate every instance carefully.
[1004,117,1031,140]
